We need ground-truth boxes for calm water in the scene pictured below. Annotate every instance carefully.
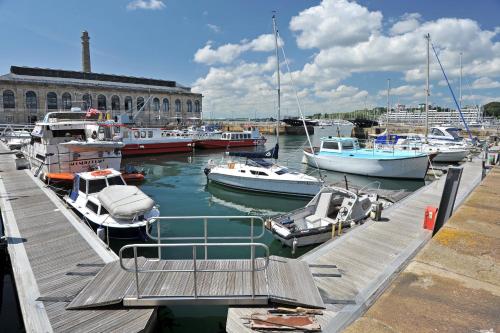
[0,130,425,333]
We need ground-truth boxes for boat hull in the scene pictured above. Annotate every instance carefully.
[432,149,468,163]
[122,142,193,156]
[207,172,321,197]
[271,225,333,247]
[303,150,429,179]
[85,218,151,240]
[196,138,266,149]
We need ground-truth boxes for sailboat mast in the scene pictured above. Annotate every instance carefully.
[386,78,390,136]
[459,51,463,109]
[425,33,430,141]
[272,14,281,145]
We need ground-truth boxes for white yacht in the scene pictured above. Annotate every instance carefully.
[267,186,380,247]
[21,110,123,179]
[65,168,159,240]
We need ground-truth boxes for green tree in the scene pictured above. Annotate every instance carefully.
[484,101,500,118]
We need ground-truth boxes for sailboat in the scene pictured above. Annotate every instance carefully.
[203,15,323,197]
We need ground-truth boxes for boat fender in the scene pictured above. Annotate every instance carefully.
[291,238,298,255]
[96,227,105,242]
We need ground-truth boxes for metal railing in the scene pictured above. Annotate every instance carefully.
[119,242,270,300]
[146,215,266,260]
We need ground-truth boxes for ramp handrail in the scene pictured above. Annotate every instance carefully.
[146,215,266,260]
[119,242,270,300]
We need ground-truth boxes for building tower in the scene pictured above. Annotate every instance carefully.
[81,31,91,73]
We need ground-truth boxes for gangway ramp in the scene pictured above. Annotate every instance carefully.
[68,255,325,309]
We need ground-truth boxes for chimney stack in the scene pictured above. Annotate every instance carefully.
[81,31,91,73]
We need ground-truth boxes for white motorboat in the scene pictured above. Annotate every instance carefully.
[303,137,431,179]
[65,168,159,240]
[203,15,323,197]
[21,110,124,179]
[205,145,322,197]
[394,135,468,163]
[315,120,354,137]
[267,186,381,247]
[5,130,31,150]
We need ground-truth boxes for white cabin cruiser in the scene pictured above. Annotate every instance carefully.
[22,111,123,179]
[267,186,380,247]
[65,168,159,240]
[393,134,469,163]
[5,130,31,150]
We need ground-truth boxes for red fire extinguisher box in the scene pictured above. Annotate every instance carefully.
[424,206,438,230]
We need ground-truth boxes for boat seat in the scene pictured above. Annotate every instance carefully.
[305,192,333,224]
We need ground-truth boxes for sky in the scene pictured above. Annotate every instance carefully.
[0,0,499,118]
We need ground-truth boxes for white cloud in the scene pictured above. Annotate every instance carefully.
[470,77,500,89]
[390,13,421,35]
[206,24,221,33]
[193,34,283,65]
[290,0,382,49]
[126,0,165,10]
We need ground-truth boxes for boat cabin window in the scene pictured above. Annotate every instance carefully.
[123,130,128,138]
[148,131,153,138]
[79,177,87,194]
[107,176,125,186]
[445,128,461,139]
[342,141,355,150]
[99,206,109,216]
[275,168,288,175]
[140,131,146,138]
[52,129,86,139]
[85,200,99,214]
[250,170,268,176]
[239,170,246,173]
[87,179,108,194]
[322,141,339,150]
[430,128,445,136]
[134,131,140,138]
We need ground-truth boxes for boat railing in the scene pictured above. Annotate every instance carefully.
[119,242,270,300]
[145,215,266,260]
[0,123,35,139]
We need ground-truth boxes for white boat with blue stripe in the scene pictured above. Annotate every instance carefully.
[303,137,431,179]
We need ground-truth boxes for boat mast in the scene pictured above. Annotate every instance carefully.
[459,51,463,109]
[386,78,390,137]
[425,33,430,141]
[272,14,280,150]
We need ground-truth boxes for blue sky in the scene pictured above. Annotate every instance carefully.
[1,0,499,118]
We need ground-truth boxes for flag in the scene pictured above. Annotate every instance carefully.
[86,108,99,117]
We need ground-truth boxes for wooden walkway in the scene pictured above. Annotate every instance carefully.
[227,158,484,332]
[68,256,324,309]
[0,144,155,332]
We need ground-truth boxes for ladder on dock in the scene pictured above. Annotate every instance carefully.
[67,216,325,310]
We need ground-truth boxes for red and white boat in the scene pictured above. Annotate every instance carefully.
[194,127,266,149]
[109,124,194,156]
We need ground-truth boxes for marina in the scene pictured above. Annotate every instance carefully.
[1,2,499,332]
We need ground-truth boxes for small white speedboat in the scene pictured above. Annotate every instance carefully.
[6,130,31,150]
[267,186,383,247]
[64,168,159,240]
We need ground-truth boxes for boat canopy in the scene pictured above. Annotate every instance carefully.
[97,185,154,219]
[228,143,279,159]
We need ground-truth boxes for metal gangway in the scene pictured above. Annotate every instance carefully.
[67,216,324,309]
[0,123,34,140]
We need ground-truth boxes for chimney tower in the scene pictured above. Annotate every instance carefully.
[81,31,91,73]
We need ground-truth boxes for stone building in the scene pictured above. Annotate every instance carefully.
[0,31,202,125]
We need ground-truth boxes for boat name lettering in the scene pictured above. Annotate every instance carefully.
[70,159,105,166]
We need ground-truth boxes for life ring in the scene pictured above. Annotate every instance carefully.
[90,169,112,177]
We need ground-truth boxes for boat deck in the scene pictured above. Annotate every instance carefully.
[0,143,155,332]
[226,158,483,332]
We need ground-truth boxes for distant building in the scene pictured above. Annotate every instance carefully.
[380,104,483,126]
[0,31,202,125]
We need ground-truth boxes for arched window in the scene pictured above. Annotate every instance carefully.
[25,91,37,111]
[124,96,132,112]
[47,92,58,110]
[82,93,92,110]
[3,90,15,109]
[137,97,145,111]
[153,98,160,112]
[97,95,107,111]
[187,100,193,112]
[162,98,169,113]
[194,100,201,113]
[62,92,72,110]
[111,95,120,111]
[175,99,181,113]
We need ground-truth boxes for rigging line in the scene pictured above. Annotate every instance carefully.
[276,30,323,181]
[430,42,473,139]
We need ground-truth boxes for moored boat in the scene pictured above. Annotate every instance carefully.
[64,168,159,240]
[194,127,266,149]
[303,137,431,179]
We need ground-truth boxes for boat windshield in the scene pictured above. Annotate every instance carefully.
[88,179,108,194]
[107,176,125,186]
[445,128,461,139]
[275,168,288,175]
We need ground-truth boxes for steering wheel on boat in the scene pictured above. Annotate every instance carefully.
[338,206,349,219]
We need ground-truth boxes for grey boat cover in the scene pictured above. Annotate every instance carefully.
[97,185,154,219]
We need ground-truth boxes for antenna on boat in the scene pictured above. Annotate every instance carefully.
[272,12,280,159]
[425,33,430,142]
